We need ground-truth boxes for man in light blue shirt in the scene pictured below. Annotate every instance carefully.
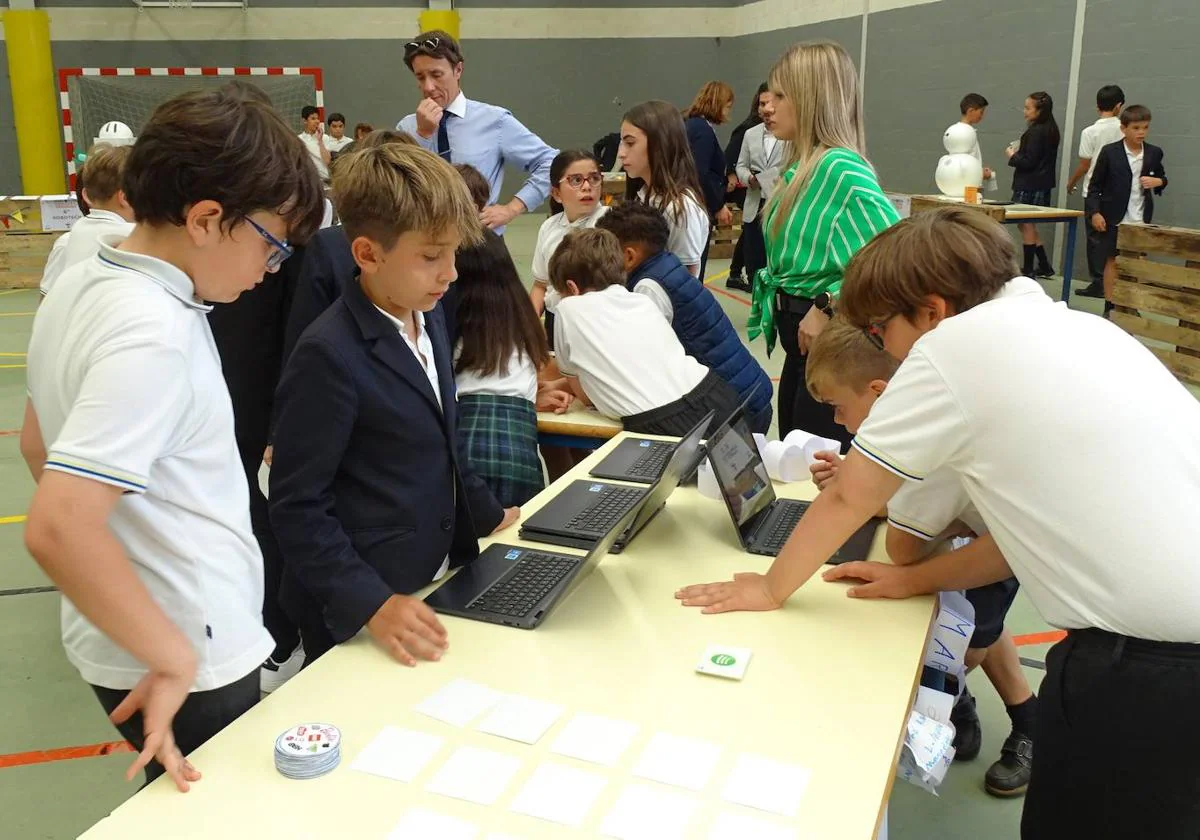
[398,30,557,233]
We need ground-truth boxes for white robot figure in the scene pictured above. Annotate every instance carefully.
[93,120,136,148]
[935,122,983,198]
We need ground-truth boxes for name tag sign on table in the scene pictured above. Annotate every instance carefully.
[923,591,975,678]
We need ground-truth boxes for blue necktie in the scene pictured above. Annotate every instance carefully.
[437,112,451,162]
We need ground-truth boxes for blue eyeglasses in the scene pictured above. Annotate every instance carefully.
[244,217,293,270]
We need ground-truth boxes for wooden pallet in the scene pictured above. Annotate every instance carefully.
[708,205,742,260]
[1111,224,1200,385]
[0,230,64,289]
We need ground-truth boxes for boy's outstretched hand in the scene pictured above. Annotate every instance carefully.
[110,665,202,792]
[492,507,520,534]
[537,389,573,414]
[676,572,781,614]
[822,561,918,599]
[368,594,449,666]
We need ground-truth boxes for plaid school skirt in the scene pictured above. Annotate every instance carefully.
[456,394,545,508]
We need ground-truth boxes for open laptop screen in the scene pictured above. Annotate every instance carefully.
[707,412,775,529]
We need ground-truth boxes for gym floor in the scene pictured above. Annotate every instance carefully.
[0,215,1171,839]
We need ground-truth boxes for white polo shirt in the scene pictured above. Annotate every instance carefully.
[40,233,70,297]
[638,187,709,273]
[554,284,706,419]
[41,210,135,296]
[888,467,986,541]
[532,205,609,314]
[326,135,354,153]
[298,131,330,179]
[853,276,1200,642]
[1077,116,1123,197]
[26,236,274,690]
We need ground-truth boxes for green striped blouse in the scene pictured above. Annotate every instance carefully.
[749,148,900,354]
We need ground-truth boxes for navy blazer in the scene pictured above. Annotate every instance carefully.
[1085,140,1167,228]
[268,275,504,644]
[685,116,728,217]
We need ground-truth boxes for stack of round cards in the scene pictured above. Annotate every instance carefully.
[274,723,342,780]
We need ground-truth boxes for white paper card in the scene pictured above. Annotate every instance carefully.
[475,694,564,745]
[350,726,443,782]
[781,429,843,467]
[923,593,976,676]
[425,746,521,806]
[415,679,502,727]
[599,783,699,840]
[913,686,955,725]
[708,811,797,840]
[695,645,753,680]
[720,752,812,817]
[632,732,722,792]
[509,762,607,828]
[389,808,478,840]
[550,713,639,767]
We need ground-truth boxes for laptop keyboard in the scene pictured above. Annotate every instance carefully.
[759,501,810,554]
[566,486,644,533]
[469,552,579,618]
[626,444,671,481]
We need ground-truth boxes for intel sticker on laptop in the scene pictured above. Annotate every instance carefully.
[505,549,522,560]
[639,441,652,448]
[589,484,604,492]
[696,645,753,680]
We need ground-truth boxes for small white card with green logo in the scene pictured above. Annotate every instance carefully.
[696,646,752,680]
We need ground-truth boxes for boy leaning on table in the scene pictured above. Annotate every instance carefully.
[676,207,1200,838]
[803,319,1036,799]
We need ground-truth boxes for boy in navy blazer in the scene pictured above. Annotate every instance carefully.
[269,144,519,665]
[1084,105,1167,317]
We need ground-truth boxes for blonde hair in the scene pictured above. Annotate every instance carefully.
[805,317,899,401]
[684,81,735,124]
[81,143,132,204]
[548,228,626,294]
[765,40,868,236]
[331,143,483,250]
[838,207,1017,327]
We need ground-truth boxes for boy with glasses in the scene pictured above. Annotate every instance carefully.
[23,89,324,791]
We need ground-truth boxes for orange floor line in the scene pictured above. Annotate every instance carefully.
[0,429,20,437]
[0,740,133,770]
[1012,629,1067,647]
[706,284,752,306]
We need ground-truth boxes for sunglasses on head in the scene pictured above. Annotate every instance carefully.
[405,37,458,61]
[862,318,890,351]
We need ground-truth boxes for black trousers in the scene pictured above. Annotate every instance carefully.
[1021,629,1200,838]
[623,371,740,438]
[1085,224,1106,282]
[91,669,259,785]
[741,218,767,285]
[775,299,853,449]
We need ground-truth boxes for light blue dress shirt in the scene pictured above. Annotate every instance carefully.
[398,93,557,224]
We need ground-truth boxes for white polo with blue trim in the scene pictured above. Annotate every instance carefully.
[27,235,274,690]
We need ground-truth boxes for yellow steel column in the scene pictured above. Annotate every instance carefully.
[3,8,66,193]
[418,8,460,39]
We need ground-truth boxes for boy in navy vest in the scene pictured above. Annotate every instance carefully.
[597,202,774,433]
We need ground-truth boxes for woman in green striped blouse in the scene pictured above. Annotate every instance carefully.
[749,40,900,444]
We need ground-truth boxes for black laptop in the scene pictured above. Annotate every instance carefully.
[706,404,879,561]
[424,498,646,630]
[589,384,762,484]
[519,411,713,552]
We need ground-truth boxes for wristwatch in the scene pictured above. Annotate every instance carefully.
[813,291,835,318]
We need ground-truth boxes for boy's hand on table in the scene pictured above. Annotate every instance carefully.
[537,389,573,414]
[492,507,520,534]
[822,561,918,599]
[367,595,449,666]
[110,662,202,792]
[809,450,842,490]
[675,572,781,614]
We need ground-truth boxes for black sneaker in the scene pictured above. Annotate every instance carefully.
[950,690,982,762]
[1076,280,1105,298]
[725,274,752,293]
[1035,265,1057,279]
[984,731,1033,797]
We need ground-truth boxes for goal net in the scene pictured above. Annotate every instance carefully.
[60,67,323,183]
